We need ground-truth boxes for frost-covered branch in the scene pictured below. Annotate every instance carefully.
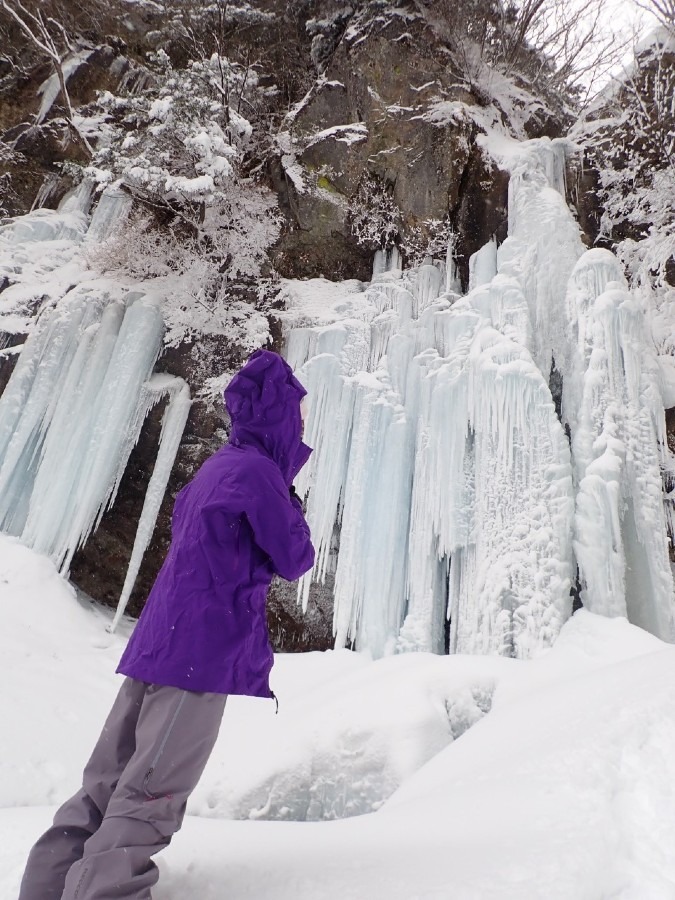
[583,35,675,286]
[85,45,281,347]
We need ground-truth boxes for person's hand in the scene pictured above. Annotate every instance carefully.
[289,485,300,502]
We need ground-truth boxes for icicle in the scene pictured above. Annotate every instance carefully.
[58,179,96,216]
[296,353,355,611]
[0,289,186,585]
[445,236,462,295]
[86,185,133,243]
[58,296,164,571]
[468,237,498,291]
[411,265,442,318]
[372,246,401,278]
[111,377,192,631]
[565,263,675,639]
[331,373,413,656]
[31,174,61,212]
[280,134,673,660]
[35,49,93,124]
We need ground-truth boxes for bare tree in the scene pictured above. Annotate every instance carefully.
[414,0,631,108]
[0,0,92,151]
[586,33,675,285]
[634,0,675,31]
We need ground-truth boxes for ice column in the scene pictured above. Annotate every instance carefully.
[86,185,133,243]
[564,250,675,639]
[331,375,414,656]
[468,237,498,291]
[498,140,584,377]
[283,136,672,659]
[111,375,192,630]
[451,329,574,656]
[397,301,574,657]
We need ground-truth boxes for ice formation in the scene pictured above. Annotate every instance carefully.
[286,137,675,657]
[112,374,192,630]
[563,250,674,638]
[0,127,672,660]
[0,184,191,619]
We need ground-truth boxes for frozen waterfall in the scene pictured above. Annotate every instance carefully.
[285,137,675,657]
[562,250,674,639]
[0,185,189,620]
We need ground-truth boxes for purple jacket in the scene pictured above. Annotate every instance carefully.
[117,350,315,697]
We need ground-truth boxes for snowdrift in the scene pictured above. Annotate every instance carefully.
[3,538,675,898]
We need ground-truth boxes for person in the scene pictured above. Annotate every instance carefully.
[18,349,315,900]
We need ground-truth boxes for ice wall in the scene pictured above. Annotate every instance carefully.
[563,250,674,639]
[0,288,190,602]
[0,188,190,615]
[286,137,675,657]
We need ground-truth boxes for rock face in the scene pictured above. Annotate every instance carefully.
[0,1,570,650]
[271,7,514,287]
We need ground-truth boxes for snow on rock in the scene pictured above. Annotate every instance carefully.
[35,49,94,124]
[304,122,369,149]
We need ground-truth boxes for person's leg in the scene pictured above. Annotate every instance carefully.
[17,678,146,900]
[61,684,227,900]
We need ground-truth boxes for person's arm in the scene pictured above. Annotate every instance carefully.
[244,463,315,581]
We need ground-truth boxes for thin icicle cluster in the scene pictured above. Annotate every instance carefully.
[0,288,191,587]
[285,136,675,658]
[112,375,192,630]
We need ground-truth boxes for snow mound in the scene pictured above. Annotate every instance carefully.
[4,540,675,899]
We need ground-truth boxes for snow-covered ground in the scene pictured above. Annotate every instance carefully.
[3,535,675,899]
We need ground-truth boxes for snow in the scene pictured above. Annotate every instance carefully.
[3,538,675,898]
[35,49,93,124]
[305,123,369,148]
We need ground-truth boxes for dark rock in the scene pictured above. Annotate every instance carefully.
[568,150,603,248]
[450,148,509,289]
[12,120,90,166]
[267,574,334,652]
[0,149,47,217]
[272,5,518,282]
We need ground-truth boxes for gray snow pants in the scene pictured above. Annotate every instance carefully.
[18,677,227,900]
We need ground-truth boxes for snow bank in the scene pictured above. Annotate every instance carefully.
[3,541,675,899]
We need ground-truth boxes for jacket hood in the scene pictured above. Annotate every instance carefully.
[224,349,311,485]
